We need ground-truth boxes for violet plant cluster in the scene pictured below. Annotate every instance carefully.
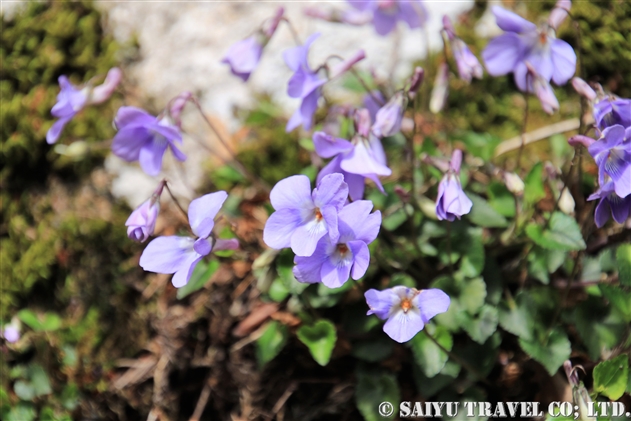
[570,82,631,227]
[34,0,631,354]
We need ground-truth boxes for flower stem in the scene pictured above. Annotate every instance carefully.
[190,97,270,194]
[164,182,189,222]
[515,90,530,171]
[280,17,302,46]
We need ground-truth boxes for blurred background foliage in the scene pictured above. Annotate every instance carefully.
[1,2,145,419]
[2,1,630,420]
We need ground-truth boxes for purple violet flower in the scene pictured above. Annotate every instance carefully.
[587,181,631,228]
[222,8,284,81]
[442,16,483,83]
[587,125,631,198]
[365,286,450,343]
[139,191,238,287]
[313,109,391,201]
[2,324,20,343]
[435,149,473,221]
[363,91,387,121]
[593,97,631,132]
[263,173,349,257]
[222,37,264,82]
[482,5,576,92]
[283,33,327,132]
[348,0,428,36]
[293,200,381,288]
[526,62,560,115]
[167,91,193,129]
[126,181,165,242]
[47,67,122,144]
[111,106,186,177]
[372,91,405,138]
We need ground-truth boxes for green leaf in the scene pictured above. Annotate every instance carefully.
[453,332,501,378]
[255,321,288,367]
[466,193,508,228]
[526,212,586,251]
[409,326,453,378]
[39,313,61,331]
[297,320,337,366]
[382,206,409,231]
[176,260,220,299]
[17,310,60,332]
[498,292,536,341]
[459,277,487,315]
[268,278,290,302]
[3,403,36,421]
[456,228,485,277]
[277,262,309,295]
[528,248,550,284]
[488,182,516,217]
[519,328,571,376]
[460,305,498,344]
[343,304,380,334]
[616,244,631,286]
[575,296,628,361]
[599,284,631,322]
[355,368,400,421]
[593,354,629,400]
[461,132,502,162]
[524,162,545,205]
[352,337,394,363]
[29,364,52,397]
[14,380,35,401]
[412,365,454,398]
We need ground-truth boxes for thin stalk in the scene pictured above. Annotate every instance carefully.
[164,182,189,222]
[190,98,270,193]
[349,68,383,106]
[280,17,302,46]
[515,90,530,171]
[445,221,455,278]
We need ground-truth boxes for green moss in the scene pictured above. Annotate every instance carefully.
[236,95,311,185]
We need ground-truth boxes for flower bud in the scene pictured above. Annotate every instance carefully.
[526,62,559,114]
[442,15,456,39]
[407,67,425,98]
[126,199,160,242]
[354,108,372,138]
[372,91,404,138]
[504,172,525,196]
[549,0,572,30]
[214,238,240,251]
[571,77,596,101]
[90,67,122,104]
[558,188,575,214]
[168,91,193,128]
[568,134,595,148]
[329,49,366,79]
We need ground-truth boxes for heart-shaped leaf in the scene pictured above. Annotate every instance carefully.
[297,320,337,366]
